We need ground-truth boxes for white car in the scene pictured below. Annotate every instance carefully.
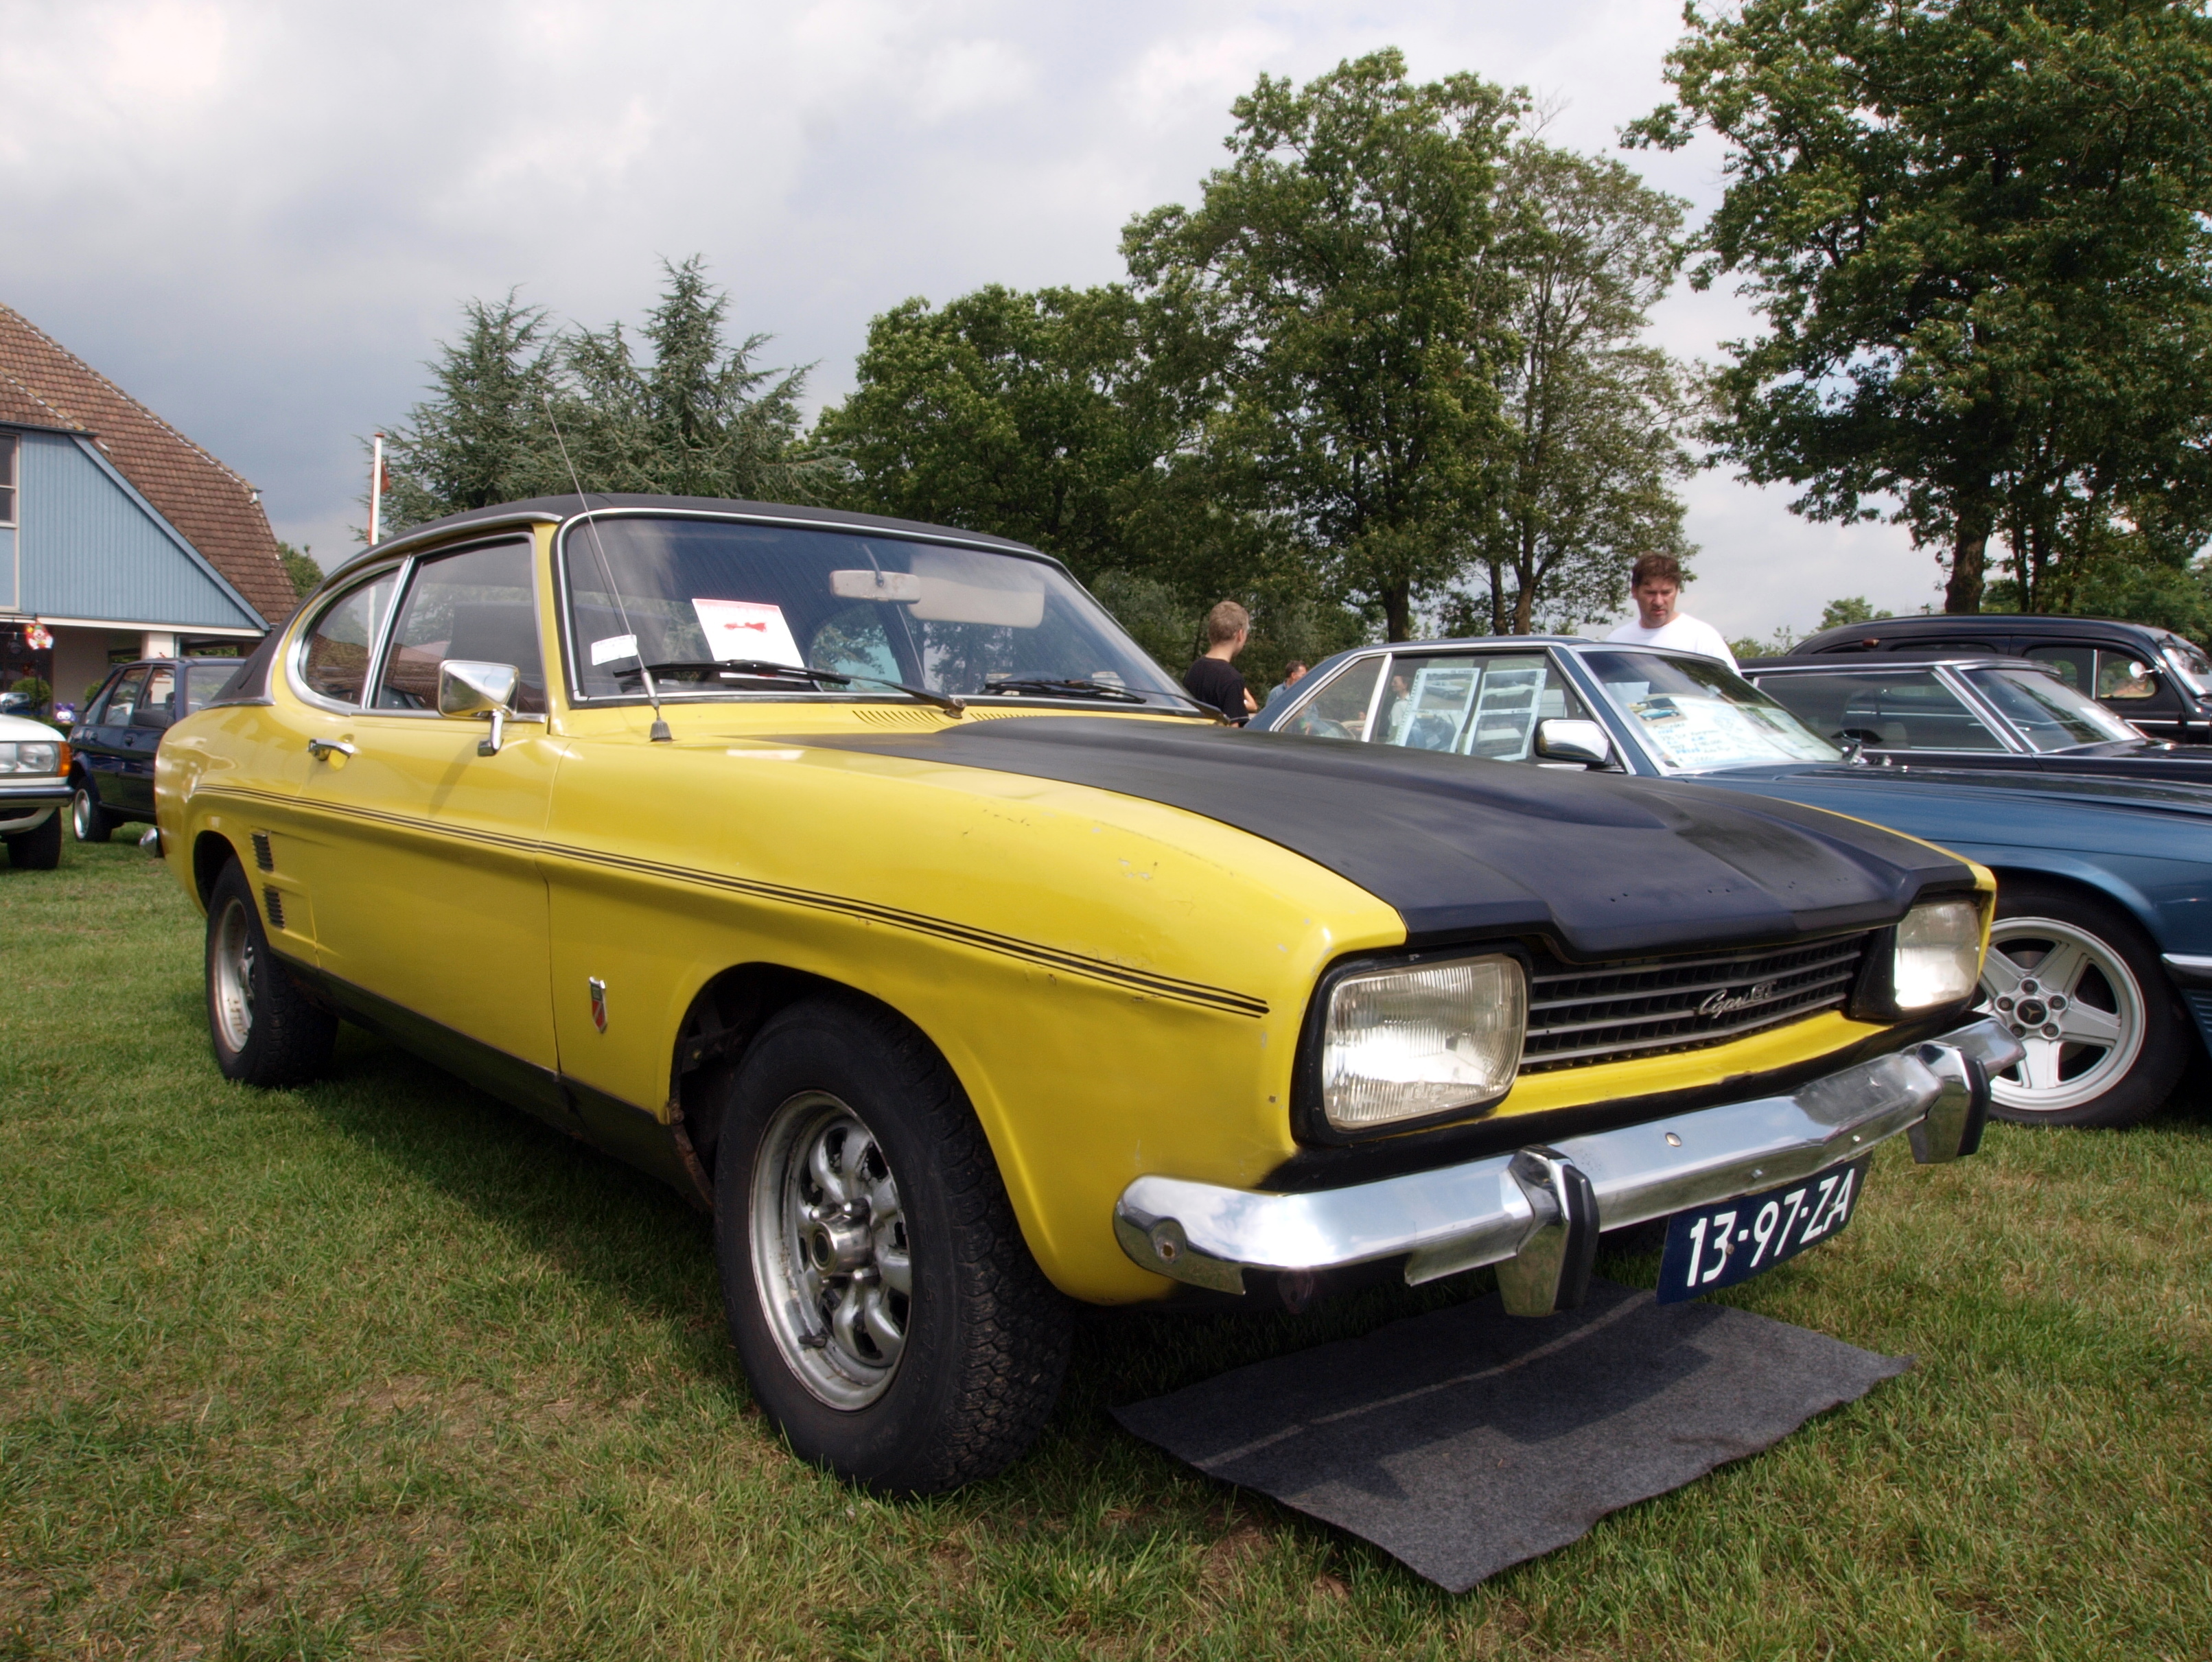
[0,710,69,869]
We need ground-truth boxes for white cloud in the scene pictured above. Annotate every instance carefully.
[0,0,1934,610]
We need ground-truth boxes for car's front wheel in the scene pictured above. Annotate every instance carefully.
[205,859,337,1086]
[4,810,62,869]
[712,997,1071,1495]
[1979,879,2186,1129]
[72,782,114,843]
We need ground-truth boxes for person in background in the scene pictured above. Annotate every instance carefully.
[1185,600,1259,721]
[1605,552,1738,671]
[1265,660,1309,708]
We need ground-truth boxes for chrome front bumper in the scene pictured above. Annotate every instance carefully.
[1115,1018,2021,1315]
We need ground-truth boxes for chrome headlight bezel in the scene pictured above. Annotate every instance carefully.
[1292,946,1529,1145]
[1848,891,1988,1021]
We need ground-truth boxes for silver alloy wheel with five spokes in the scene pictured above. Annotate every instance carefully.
[1980,915,2145,1115]
[211,894,258,1055]
[749,1091,912,1409]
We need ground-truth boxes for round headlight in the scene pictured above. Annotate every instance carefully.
[1894,898,1983,1009]
[1320,953,1526,1133]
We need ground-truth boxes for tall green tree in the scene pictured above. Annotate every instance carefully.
[1630,0,2212,614]
[381,292,559,530]
[812,284,1167,575]
[1469,141,1692,633]
[382,261,828,534]
[1124,50,1522,640]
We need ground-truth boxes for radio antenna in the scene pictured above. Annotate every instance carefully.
[543,394,670,742]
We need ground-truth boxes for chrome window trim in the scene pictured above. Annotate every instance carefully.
[286,559,410,716]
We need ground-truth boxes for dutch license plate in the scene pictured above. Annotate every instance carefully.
[1655,1157,1872,1304]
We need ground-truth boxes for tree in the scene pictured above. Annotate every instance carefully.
[559,257,833,503]
[813,285,1167,576]
[1465,141,1692,633]
[1124,50,1522,640]
[1818,596,1891,631]
[382,292,559,531]
[1631,0,2212,613]
[382,261,828,534]
[276,541,322,598]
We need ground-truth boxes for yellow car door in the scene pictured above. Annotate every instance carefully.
[290,538,563,1101]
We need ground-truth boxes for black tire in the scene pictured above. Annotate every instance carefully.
[1980,878,2187,1130]
[205,859,337,1087]
[712,996,1072,1495]
[4,810,62,869]
[71,781,114,843]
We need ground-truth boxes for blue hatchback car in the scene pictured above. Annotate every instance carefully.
[1252,636,2212,1130]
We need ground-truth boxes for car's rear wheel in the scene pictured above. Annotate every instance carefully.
[712,997,1071,1495]
[72,782,114,843]
[1979,880,2185,1129]
[5,810,62,869]
[205,859,337,1087]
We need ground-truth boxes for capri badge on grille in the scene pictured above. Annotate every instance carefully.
[1697,980,1777,1018]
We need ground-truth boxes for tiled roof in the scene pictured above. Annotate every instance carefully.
[0,303,294,627]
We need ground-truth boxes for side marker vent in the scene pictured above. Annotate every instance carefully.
[251,832,274,871]
[263,887,286,931]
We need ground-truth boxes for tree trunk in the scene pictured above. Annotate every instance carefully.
[1488,561,1508,636]
[1943,496,1994,614]
[1384,585,1413,642]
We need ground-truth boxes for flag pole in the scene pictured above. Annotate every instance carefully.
[369,432,386,545]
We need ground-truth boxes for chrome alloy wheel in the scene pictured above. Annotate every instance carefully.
[1979,916,2145,1115]
[71,788,95,841]
[749,1092,912,1409]
[211,895,258,1055]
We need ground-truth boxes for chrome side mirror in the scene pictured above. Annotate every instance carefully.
[439,659,520,756]
[1534,718,1613,769]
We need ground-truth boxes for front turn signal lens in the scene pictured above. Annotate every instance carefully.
[1894,899,1983,1009]
[1321,954,1526,1133]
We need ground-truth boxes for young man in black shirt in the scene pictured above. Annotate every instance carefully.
[1184,600,1257,721]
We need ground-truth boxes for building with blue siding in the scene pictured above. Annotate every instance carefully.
[1,303,296,718]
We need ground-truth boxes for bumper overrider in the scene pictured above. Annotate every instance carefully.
[1115,1018,2021,1316]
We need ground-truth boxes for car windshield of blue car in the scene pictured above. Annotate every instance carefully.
[1584,650,1840,771]
[1963,666,2141,750]
[2161,637,2212,695]
[559,515,1189,705]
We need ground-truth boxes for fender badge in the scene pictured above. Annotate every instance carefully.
[588,976,608,1033]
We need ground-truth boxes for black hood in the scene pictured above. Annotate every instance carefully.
[802,716,1973,959]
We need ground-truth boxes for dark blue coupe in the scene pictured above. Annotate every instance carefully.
[1251,636,2212,1130]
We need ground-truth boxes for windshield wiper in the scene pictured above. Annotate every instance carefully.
[618,659,965,715]
[983,677,1220,717]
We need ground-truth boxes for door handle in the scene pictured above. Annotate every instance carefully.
[305,738,357,760]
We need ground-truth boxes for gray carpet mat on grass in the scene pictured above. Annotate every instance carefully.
[1113,1278,1909,1591]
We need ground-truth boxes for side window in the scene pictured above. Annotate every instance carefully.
[101,668,148,727]
[2095,649,2161,703]
[2025,646,2095,694]
[135,666,178,727]
[1281,656,1386,741]
[1761,670,2004,751]
[1369,654,1587,760]
[299,571,399,706]
[373,542,546,714]
[183,662,237,713]
[808,605,903,682]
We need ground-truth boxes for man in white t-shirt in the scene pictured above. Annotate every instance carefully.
[1605,552,1739,672]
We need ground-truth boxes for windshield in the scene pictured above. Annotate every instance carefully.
[559,515,1188,706]
[1583,650,1840,771]
[2161,637,2212,695]
[1964,666,2142,750]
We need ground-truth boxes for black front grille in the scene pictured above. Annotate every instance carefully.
[1521,933,1872,1072]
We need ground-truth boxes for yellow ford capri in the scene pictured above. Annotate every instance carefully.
[155,495,2018,1492]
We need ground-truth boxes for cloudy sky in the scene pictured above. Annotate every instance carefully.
[0,0,1936,638]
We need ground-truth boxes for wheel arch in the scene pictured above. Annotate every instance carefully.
[191,828,247,911]
[1976,854,2165,944]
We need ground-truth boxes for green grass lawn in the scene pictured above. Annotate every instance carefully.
[3,843,2209,1660]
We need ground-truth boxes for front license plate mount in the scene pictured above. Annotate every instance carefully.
[1655,1156,1873,1304]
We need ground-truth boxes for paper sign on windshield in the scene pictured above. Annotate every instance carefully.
[692,599,802,668]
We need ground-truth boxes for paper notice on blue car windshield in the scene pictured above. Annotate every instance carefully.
[1631,695,1811,769]
[693,599,802,668]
